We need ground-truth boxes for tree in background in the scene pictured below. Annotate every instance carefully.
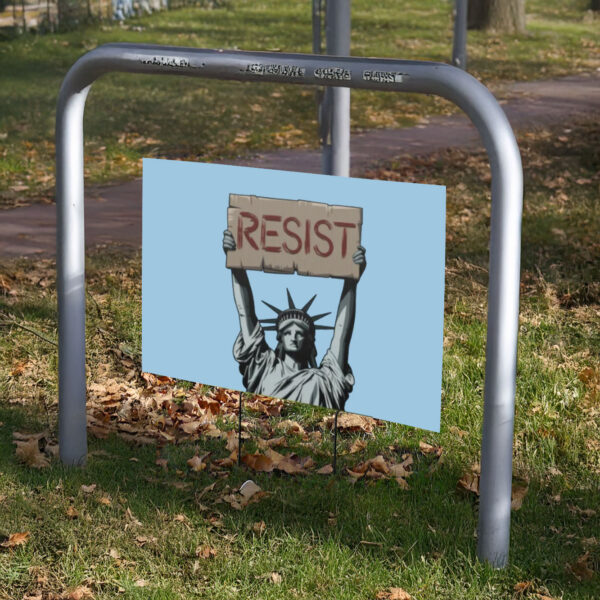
[468,0,526,34]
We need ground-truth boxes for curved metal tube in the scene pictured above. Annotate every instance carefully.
[56,43,522,567]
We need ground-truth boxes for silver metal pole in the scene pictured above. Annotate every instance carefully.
[452,0,468,69]
[56,44,522,566]
[325,0,351,176]
[56,82,91,466]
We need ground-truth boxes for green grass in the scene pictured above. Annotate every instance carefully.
[1,118,599,598]
[0,0,599,207]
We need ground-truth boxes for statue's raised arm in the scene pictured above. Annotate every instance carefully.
[223,230,258,344]
[328,245,366,371]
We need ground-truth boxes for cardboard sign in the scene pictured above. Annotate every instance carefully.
[142,160,446,432]
[226,194,363,279]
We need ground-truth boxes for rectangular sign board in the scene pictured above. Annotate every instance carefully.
[226,194,363,279]
[142,160,446,431]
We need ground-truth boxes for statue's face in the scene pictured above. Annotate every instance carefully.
[280,323,307,355]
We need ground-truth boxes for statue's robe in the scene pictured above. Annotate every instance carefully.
[233,323,354,410]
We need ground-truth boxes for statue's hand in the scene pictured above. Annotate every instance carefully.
[223,229,236,253]
[352,245,366,279]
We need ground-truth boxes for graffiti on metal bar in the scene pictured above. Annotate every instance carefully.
[139,56,202,69]
[314,67,351,81]
[245,63,307,78]
[362,70,406,84]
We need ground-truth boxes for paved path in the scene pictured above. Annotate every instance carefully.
[1,72,598,258]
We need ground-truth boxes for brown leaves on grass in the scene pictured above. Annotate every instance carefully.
[219,480,269,510]
[66,585,94,600]
[1,531,30,548]
[196,545,218,559]
[376,587,412,600]
[567,552,596,581]
[241,449,314,475]
[13,432,56,469]
[321,412,380,434]
[457,464,529,510]
[347,454,413,487]
[187,453,210,472]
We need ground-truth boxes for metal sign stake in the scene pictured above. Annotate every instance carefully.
[56,43,522,567]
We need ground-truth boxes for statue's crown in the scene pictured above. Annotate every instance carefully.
[260,289,333,336]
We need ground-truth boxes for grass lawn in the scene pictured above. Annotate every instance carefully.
[0,117,598,599]
[0,0,599,208]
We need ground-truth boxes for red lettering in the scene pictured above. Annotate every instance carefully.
[304,219,311,254]
[333,221,356,258]
[237,211,259,250]
[261,214,281,253]
[282,217,302,255]
[313,219,334,257]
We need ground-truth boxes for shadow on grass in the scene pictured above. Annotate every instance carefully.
[1,401,598,596]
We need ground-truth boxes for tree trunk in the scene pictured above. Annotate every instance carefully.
[591,0,600,11]
[468,0,526,34]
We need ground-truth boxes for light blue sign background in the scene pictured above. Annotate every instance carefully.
[142,159,446,431]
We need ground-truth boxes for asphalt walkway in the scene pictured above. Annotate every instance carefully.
[1,72,598,258]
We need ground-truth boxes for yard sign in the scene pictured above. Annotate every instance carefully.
[142,160,446,431]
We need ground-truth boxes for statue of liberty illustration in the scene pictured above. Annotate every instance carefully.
[223,229,366,410]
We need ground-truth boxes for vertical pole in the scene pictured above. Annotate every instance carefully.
[452,0,467,70]
[324,0,351,176]
[56,85,91,467]
[332,410,339,474]
[21,0,26,31]
[237,391,243,466]
[476,108,522,568]
[312,0,322,55]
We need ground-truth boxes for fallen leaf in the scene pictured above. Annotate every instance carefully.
[125,508,142,527]
[277,420,306,436]
[1,531,30,548]
[317,464,333,475]
[135,536,157,546]
[14,438,50,469]
[270,572,282,584]
[368,455,390,474]
[395,477,410,490]
[582,537,598,548]
[66,506,79,519]
[187,454,209,472]
[511,480,529,511]
[98,496,111,506]
[376,587,412,599]
[173,514,188,523]
[389,463,411,479]
[239,480,261,500]
[10,360,29,376]
[419,441,443,457]
[323,412,377,434]
[568,552,595,581]
[67,585,94,600]
[448,426,468,438]
[253,521,266,535]
[457,463,481,495]
[514,581,533,594]
[195,545,218,559]
[81,484,97,494]
[348,438,367,454]
[242,452,274,472]
[134,579,148,587]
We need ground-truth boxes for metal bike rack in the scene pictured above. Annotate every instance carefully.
[56,43,523,567]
